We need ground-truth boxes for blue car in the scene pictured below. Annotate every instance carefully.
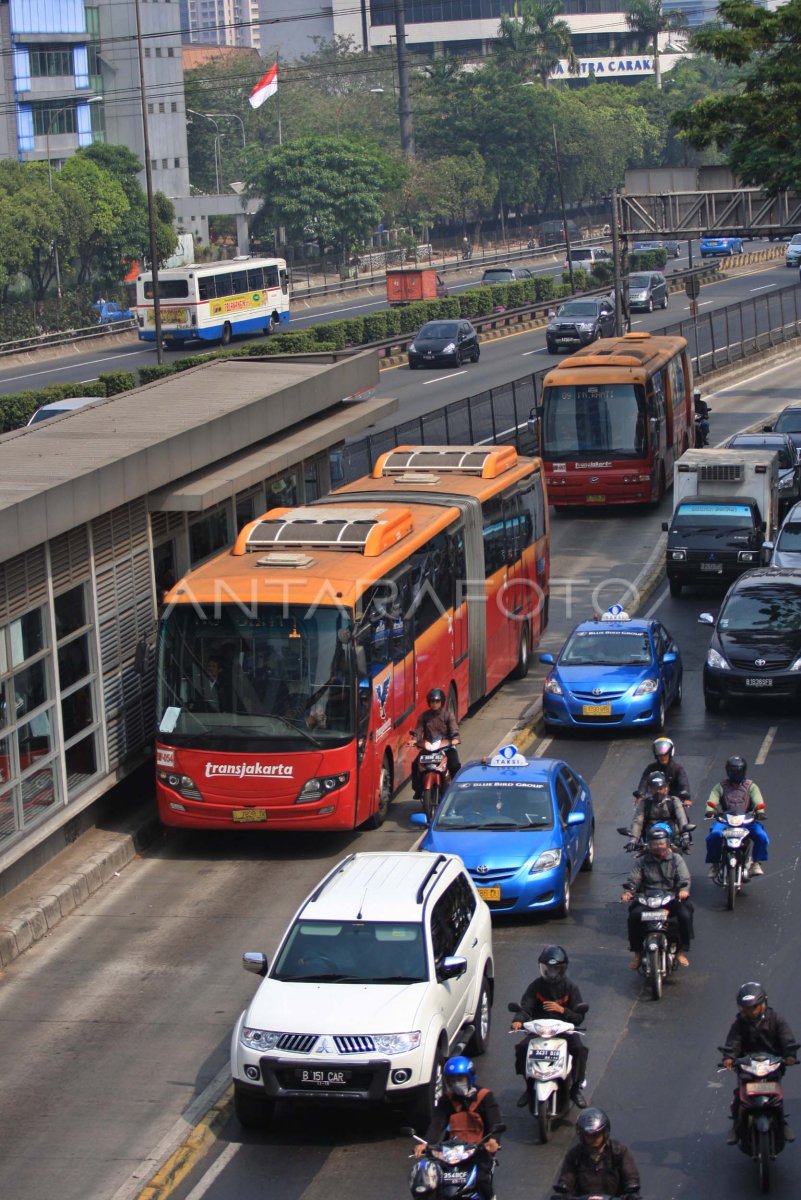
[540,607,683,731]
[93,300,133,325]
[412,745,594,917]
[700,235,744,258]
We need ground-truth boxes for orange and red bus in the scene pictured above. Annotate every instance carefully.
[155,444,549,831]
[539,332,693,506]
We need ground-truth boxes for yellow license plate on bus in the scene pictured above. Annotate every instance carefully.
[232,808,267,823]
[585,494,606,503]
[582,703,611,716]
[477,887,501,902]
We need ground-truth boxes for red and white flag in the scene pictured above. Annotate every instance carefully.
[249,62,278,110]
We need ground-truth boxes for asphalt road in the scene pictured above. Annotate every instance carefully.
[1,355,800,1200]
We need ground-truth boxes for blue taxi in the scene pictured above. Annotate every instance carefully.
[411,745,594,917]
[540,607,683,731]
[699,234,744,258]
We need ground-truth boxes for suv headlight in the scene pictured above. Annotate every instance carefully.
[791,655,801,672]
[670,549,686,561]
[241,1027,282,1051]
[530,848,562,873]
[577,322,595,331]
[707,647,730,670]
[543,675,563,695]
[779,475,794,490]
[737,550,758,563]
[633,678,658,695]
[371,1032,422,1054]
[296,773,350,804]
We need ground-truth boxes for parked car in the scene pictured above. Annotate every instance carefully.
[700,234,745,257]
[480,266,532,284]
[699,569,801,711]
[785,234,801,267]
[545,296,615,353]
[764,500,801,568]
[412,744,594,918]
[93,300,134,324]
[723,431,801,509]
[26,396,101,426]
[627,271,668,312]
[564,247,611,269]
[766,403,801,454]
[230,850,494,1130]
[540,607,683,731]
[408,319,480,368]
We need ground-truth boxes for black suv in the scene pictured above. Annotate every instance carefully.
[766,404,801,455]
[546,297,615,353]
[699,569,801,712]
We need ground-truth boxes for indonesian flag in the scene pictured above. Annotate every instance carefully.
[249,63,278,110]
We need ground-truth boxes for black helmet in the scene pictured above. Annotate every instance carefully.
[538,944,568,983]
[576,1107,610,1143]
[726,755,747,783]
[737,981,767,1011]
[647,770,668,792]
[653,737,674,760]
[427,688,446,706]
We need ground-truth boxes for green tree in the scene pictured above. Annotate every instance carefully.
[0,160,65,299]
[250,136,399,260]
[493,0,577,86]
[58,157,130,285]
[431,152,498,233]
[622,0,688,89]
[673,0,801,192]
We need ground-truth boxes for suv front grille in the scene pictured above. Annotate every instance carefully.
[276,1033,318,1053]
[333,1035,377,1053]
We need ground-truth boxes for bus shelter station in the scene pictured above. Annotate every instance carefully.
[0,351,394,893]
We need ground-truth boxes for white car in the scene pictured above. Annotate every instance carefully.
[230,851,494,1131]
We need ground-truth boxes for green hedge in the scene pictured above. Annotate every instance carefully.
[563,267,589,290]
[0,380,107,433]
[98,370,137,395]
[629,248,668,270]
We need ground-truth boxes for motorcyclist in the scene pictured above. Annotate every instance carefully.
[461,236,473,260]
[721,981,798,1144]
[511,945,589,1110]
[621,824,692,970]
[415,1056,501,1200]
[635,736,692,808]
[552,1107,640,1198]
[705,755,768,878]
[694,393,711,446]
[410,688,461,800]
[629,769,690,847]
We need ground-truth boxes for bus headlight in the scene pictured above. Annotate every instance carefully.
[158,771,203,801]
[296,773,350,804]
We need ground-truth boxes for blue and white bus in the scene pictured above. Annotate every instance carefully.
[136,256,290,346]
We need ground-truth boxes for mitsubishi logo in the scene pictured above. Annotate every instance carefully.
[754,658,766,667]
[476,864,489,875]
[316,1036,335,1054]
[592,687,603,696]
[708,553,717,562]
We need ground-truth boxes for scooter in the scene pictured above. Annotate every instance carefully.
[629,890,681,1000]
[722,1052,796,1193]
[412,738,451,820]
[508,1002,587,1143]
[708,812,759,910]
[406,1125,505,1200]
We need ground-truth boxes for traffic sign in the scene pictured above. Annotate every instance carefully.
[685,276,701,299]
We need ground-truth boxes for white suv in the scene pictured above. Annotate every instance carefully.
[231,851,494,1130]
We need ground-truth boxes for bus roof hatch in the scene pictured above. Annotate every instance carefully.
[374,445,518,479]
[236,506,414,557]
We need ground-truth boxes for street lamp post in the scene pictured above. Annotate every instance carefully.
[45,95,101,300]
[203,112,246,149]
[187,110,221,192]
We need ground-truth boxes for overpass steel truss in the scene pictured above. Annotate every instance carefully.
[620,189,801,239]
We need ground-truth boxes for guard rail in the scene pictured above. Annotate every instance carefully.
[0,318,137,360]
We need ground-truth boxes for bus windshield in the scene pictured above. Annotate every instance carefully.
[542,383,647,460]
[156,604,355,748]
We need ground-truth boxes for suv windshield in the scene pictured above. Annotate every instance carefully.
[774,412,801,433]
[435,781,554,830]
[719,586,801,633]
[561,628,652,666]
[272,919,428,983]
[556,301,598,317]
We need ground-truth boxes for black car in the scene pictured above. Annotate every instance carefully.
[546,297,615,353]
[699,569,801,712]
[723,431,801,509]
[766,404,801,456]
[480,266,533,284]
[408,319,480,369]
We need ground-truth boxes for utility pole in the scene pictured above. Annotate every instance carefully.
[611,190,623,336]
[553,125,573,292]
[394,0,415,156]
[134,0,163,364]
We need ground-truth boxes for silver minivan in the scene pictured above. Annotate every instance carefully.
[627,271,668,312]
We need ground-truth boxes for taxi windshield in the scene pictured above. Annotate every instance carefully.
[435,782,554,830]
[561,628,652,666]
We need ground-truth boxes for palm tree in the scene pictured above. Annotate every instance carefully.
[494,0,578,88]
[622,0,688,89]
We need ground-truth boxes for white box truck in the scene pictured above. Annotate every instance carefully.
[662,448,780,595]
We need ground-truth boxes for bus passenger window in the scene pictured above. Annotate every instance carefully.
[247,268,265,291]
[482,497,507,578]
[266,265,279,289]
[198,276,216,301]
[215,273,233,298]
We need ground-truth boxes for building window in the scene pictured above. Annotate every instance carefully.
[54,583,100,799]
[151,159,157,168]
[145,47,151,57]
[168,47,175,56]
[29,47,75,77]
[174,157,180,168]
[148,103,154,114]
[189,504,232,565]
[159,102,165,113]
[161,158,168,169]
[171,102,178,112]
[32,105,77,137]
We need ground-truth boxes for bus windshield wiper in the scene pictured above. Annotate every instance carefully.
[268,714,323,747]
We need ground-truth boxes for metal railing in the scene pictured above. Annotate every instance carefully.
[339,281,801,482]
[0,318,136,360]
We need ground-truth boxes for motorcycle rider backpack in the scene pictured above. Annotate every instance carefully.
[720,778,752,815]
[448,1089,491,1143]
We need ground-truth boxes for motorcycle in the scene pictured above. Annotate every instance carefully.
[629,889,681,1000]
[722,1052,795,1192]
[461,245,473,261]
[412,738,451,821]
[708,812,759,910]
[694,394,711,447]
[406,1125,505,1200]
[618,824,695,857]
[508,1002,588,1143]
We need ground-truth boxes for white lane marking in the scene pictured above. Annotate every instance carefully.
[3,349,140,383]
[184,1142,240,1200]
[533,737,553,757]
[304,300,379,319]
[522,347,549,356]
[707,354,801,397]
[755,727,777,765]
[751,284,776,293]
[422,370,467,385]
[644,586,669,619]
[697,300,714,307]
